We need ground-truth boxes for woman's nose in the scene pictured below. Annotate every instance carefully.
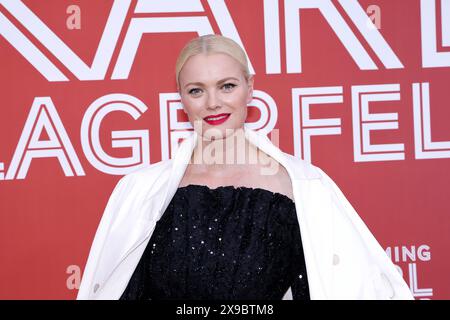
[206,91,221,110]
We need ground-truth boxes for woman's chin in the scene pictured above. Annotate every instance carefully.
[202,126,244,141]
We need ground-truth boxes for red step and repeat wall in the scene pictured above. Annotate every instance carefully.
[1,0,449,299]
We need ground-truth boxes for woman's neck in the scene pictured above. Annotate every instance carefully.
[190,127,260,173]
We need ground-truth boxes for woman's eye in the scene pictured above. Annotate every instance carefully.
[188,88,202,96]
[222,83,236,91]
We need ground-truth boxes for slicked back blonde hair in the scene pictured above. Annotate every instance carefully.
[175,34,251,88]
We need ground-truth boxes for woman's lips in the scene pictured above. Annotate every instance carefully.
[203,113,231,125]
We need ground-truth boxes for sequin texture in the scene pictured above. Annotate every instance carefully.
[120,184,310,300]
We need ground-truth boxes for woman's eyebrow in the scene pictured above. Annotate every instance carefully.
[184,77,240,89]
[216,77,240,84]
[184,82,203,89]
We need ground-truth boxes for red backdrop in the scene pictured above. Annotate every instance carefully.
[1,0,449,299]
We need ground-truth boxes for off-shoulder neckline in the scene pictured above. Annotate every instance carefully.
[177,184,295,204]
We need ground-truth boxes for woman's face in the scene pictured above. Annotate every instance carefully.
[178,53,254,140]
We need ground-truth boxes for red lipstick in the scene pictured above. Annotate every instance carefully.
[203,113,231,125]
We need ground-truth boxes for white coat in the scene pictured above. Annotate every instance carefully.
[76,126,414,300]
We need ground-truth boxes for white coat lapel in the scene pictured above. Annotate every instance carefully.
[156,130,199,221]
[291,175,334,299]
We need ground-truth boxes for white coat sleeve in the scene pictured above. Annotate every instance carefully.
[76,175,129,300]
[315,166,414,300]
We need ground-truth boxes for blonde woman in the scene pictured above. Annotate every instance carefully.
[77,35,413,300]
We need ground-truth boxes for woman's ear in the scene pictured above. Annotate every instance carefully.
[246,75,254,104]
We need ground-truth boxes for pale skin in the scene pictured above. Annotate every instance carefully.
[177,53,294,202]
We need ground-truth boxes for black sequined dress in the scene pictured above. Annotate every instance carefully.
[120,184,310,300]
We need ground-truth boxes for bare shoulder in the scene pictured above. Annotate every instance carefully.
[271,162,295,202]
[257,153,295,202]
